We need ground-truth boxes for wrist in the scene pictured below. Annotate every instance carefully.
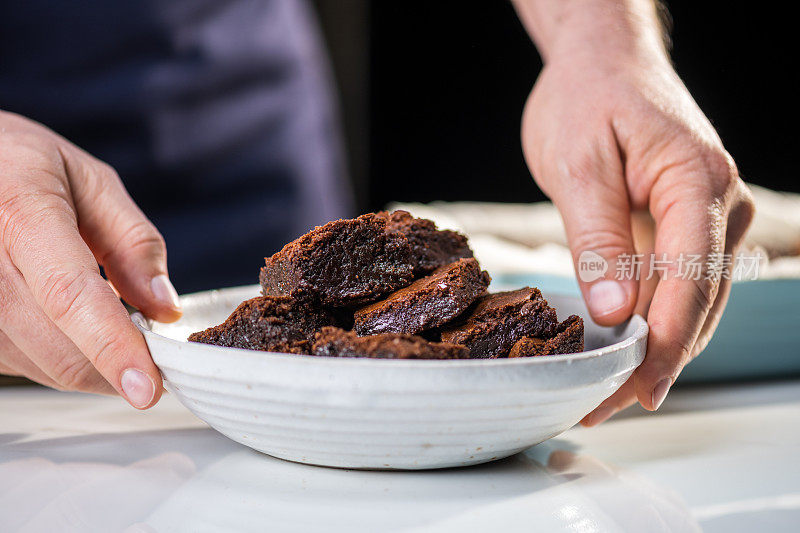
[517,0,670,68]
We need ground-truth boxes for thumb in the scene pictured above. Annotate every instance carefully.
[548,151,639,326]
[62,148,182,323]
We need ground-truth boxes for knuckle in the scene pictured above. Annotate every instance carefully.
[655,143,738,201]
[0,131,42,158]
[0,187,37,223]
[127,219,165,251]
[89,161,120,194]
[38,268,97,325]
[0,189,51,245]
[706,148,737,175]
[0,188,74,251]
[690,276,717,311]
[107,218,166,265]
[570,226,632,258]
[740,182,756,211]
[733,180,756,225]
[0,132,63,180]
[705,150,737,195]
[558,133,620,186]
[666,338,693,369]
[560,151,600,189]
[94,160,120,181]
[52,357,99,392]
[647,332,693,373]
[88,332,126,370]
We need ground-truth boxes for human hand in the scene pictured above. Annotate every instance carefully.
[0,111,182,408]
[516,0,755,423]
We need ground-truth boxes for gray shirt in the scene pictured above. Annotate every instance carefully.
[0,0,353,292]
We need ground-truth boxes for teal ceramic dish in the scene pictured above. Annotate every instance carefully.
[493,273,800,383]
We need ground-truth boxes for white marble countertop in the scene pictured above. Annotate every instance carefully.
[1,380,799,532]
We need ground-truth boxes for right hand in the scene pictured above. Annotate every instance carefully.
[0,111,182,408]
[519,33,754,423]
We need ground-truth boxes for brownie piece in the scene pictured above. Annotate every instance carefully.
[508,315,584,357]
[188,296,336,354]
[259,213,417,307]
[378,210,473,275]
[353,258,491,335]
[312,327,469,359]
[507,336,548,358]
[259,211,474,307]
[440,287,559,358]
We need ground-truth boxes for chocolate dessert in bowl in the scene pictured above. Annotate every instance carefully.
[133,211,646,469]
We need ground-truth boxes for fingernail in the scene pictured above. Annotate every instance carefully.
[652,377,672,410]
[588,280,627,317]
[585,405,617,426]
[151,274,181,310]
[121,368,155,408]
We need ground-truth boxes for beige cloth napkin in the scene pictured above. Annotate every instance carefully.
[391,184,800,280]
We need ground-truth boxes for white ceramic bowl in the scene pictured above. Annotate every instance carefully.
[133,285,647,470]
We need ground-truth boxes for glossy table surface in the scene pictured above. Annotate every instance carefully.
[1,380,799,532]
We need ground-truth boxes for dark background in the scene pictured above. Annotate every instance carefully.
[315,1,797,213]
[3,1,793,388]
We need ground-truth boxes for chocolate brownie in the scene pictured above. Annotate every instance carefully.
[378,210,473,275]
[353,258,490,335]
[188,296,336,354]
[259,211,474,307]
[259,213,417,307]
[195,209,586,360]
[312,327,469,359]
[508,315,584,357]
[440,287,559,358]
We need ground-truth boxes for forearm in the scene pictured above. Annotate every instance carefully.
[511,0,669,65]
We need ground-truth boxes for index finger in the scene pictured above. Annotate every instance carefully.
[0,179,162,409]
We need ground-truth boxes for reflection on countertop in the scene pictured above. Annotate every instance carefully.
[1,380,799,532]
